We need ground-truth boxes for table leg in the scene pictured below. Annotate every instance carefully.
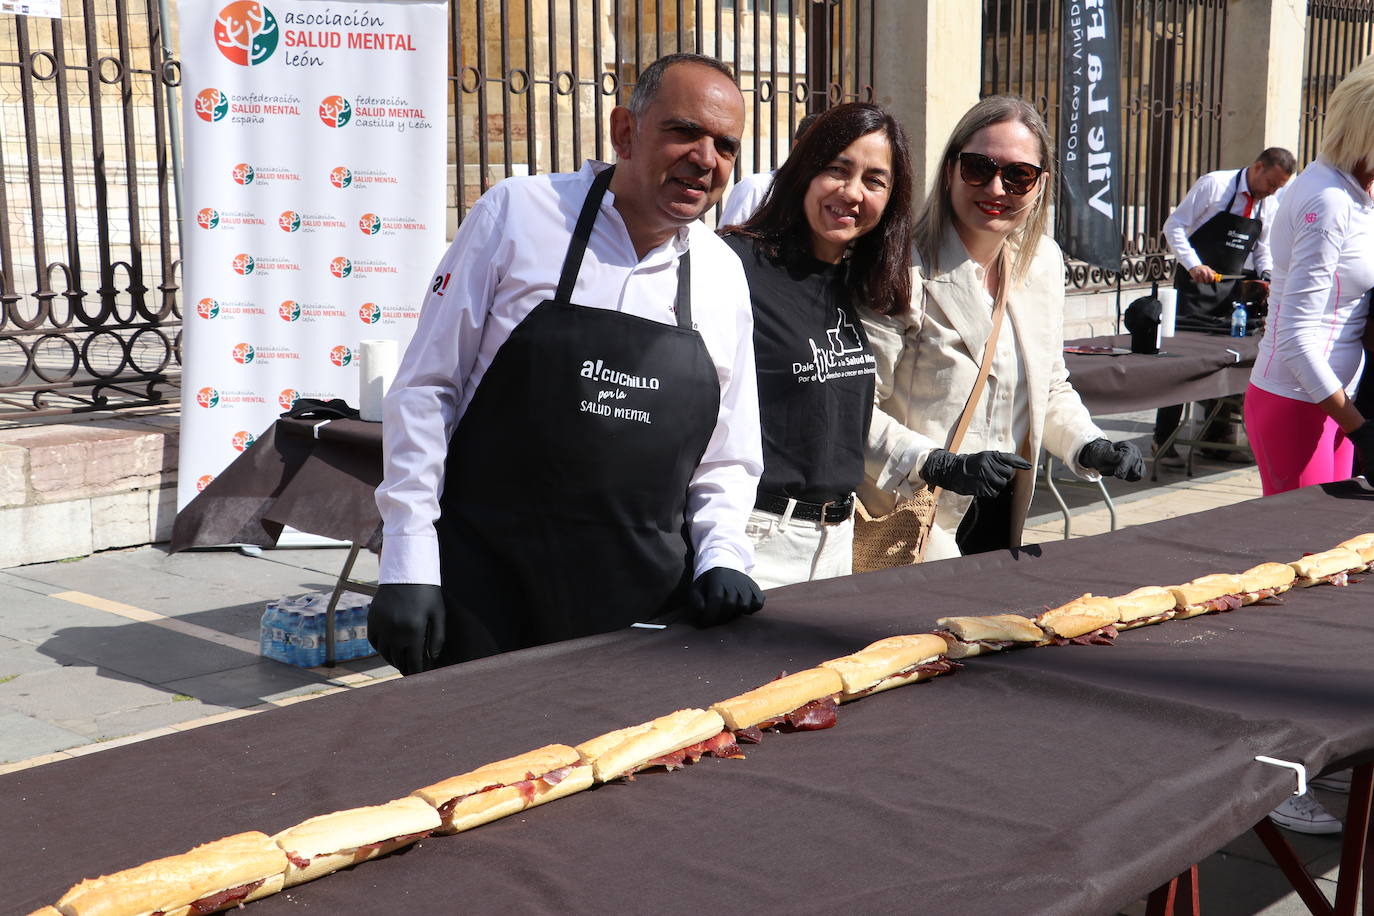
[1252,817,1335,915]
[1041,453,1072,540]
[1145,864,1199,916]
[1333,762,1374,915]
[324,542,363,667]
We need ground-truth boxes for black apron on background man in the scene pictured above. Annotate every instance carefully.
[1173,169,1263,332]
[434,166,721,663]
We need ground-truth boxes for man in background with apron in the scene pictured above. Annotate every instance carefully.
[369,53,765,675]
[1153,147,1295,465]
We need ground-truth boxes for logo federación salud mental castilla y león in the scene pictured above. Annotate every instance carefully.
[319,95,352,128]
[195,88,230,122]
[214,1,279,66]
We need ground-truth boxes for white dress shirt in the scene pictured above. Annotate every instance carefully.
[718,170,776,226]
[1250,158,1374,404]
[1163,167,1279,275]
[377,161,763,585]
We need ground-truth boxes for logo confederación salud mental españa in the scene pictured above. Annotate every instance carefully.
[214,1,279,66]
[196,387,221,408]
[279,210,301,232]
[279,300,301,322]
[195,88,230,122]
[359,302,381,324]
[319,95,352,128]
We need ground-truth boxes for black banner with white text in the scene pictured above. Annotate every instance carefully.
[1057,0,1123,272]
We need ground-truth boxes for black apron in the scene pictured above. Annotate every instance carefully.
[1173,169,1263,330]
[433,166,721,662]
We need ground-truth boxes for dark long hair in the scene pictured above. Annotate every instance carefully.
[725,102,915,316]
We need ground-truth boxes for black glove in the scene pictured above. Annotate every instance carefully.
[689,567,764,628]
[1077,438,1146,482]
[1348,422,1374,480]
[368,583,447,676]
[920,448,1032,498]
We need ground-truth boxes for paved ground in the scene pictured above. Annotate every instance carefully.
[0,409,1353,913]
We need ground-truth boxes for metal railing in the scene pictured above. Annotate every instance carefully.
[448,0,875,221]
[981,0,1229,292]
[0,0,182,418]
[1300,0,1374,166]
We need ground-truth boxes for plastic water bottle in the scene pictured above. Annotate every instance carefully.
[352,597,374,659]
[1230,301,1248,337]
[259,601,278,659]
[303,609,327,667]
[280,604,303,666]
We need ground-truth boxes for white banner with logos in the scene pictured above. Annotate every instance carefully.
[176,0,446,510]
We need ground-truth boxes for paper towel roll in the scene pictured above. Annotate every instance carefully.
[1159,287,1178,338]
[359,339,399,422]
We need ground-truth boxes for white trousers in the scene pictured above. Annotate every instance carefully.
[745,505,854,590]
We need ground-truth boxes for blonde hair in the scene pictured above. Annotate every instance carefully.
[912,95,1053,286]
[1320,53,1374,175]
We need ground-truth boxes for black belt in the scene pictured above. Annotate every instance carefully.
[754,491,855,524]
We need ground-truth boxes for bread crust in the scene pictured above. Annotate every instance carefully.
[933,613,1043,643]
[1239,562,1296,594]
[1169,573,1243,608]
[576,708,725,783]
[412,747,593,835]
[709,667,844,731]
[1289,547,1364,584]
[819,634,948,696]
[28,908,64,916]
[272,796,439,884]
[57,832,287,916]
[1113,586,1175,621]
[1036,596,1119,639]
[1337,532,1374,563]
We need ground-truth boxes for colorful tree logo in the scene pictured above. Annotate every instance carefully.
[359,302,381,324]
[278,210,301,232]
[196,474,216,492]
[231,430,257,452]
[278,300,301,322]
[214,1,279,66]
[329,256,352,278]
[232,162,255,185]
[195,297,221,320]
[232,253,256,275]
[359,213,382,235]
[329,166,353,188]
[278,388,300,411]
[195,88,230,122]
[196,207,220,229]
[196,387,221,408]
[231,342,256,364]
[329,345,353,367]
[318,95,352,128]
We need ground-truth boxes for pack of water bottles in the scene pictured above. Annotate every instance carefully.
[258,591,375,667]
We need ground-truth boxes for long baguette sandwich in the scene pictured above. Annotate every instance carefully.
[412,744,593,834]
[1236,562,1296,605]
[819,634,957,702]
[1036,595,1119,645]
[1335,532,1374,566]
[1288,547,1364,587]
[1168,573,1247,618]
[575,708,737,783]
[272,796,440,887]
[28,908,62,916]
[932,613,1044,658]
[710,667,844,742]
[1111,586,1177,630]
[56,831,287,916]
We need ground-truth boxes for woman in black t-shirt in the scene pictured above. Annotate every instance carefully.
[720,102,915,588]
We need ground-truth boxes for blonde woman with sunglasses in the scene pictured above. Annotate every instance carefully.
[860,95,1143,561]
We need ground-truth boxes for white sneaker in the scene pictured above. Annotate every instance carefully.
[1312,770,1352,794]
[1268,789,1343,835]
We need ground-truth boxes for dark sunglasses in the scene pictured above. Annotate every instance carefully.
[955,152,1045,196]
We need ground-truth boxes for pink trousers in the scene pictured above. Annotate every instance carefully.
[1244,383,1354,496]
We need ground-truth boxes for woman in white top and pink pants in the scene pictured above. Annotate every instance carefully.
[1246,57,1374,496]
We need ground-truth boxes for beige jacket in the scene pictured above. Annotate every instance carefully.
[861,228,1103,560]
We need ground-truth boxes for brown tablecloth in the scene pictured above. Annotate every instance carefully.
[170,418,384,551]
[13,482,1374,915]
[1064,330,1260,414]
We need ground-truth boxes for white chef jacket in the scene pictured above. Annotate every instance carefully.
[718,170,776,226]
[1250,158,1374,404]
[377,161,764,586]
[1163,167,1279,275]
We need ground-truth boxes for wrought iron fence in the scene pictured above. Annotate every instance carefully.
[0,0,181,418]
[448,0,875,221]
[1300,0,1374,167]
[981,0,1229,292]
